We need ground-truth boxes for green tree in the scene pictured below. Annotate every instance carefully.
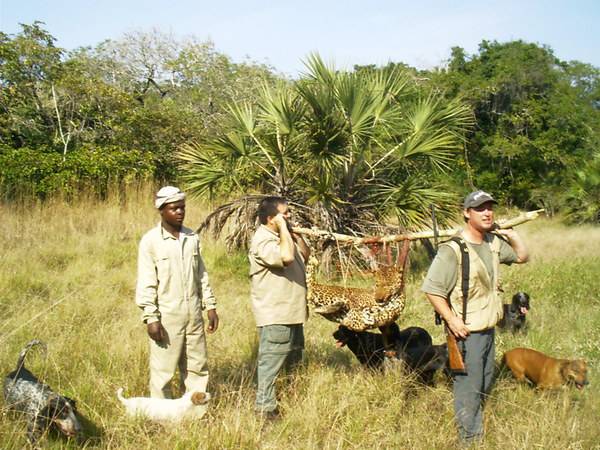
[178,55,473,248]
[560,150,600,224]
[0,24,282,196]
[0,21,63,148]
[433,40,600,210]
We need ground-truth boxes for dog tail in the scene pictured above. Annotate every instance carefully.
[16,339,46,371]
[116,387,127,403]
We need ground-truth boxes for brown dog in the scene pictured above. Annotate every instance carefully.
[502,347,589,389]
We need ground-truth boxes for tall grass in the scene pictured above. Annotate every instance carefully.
[1,192,599,449]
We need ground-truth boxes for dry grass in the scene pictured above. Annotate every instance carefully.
[0,192,598,449]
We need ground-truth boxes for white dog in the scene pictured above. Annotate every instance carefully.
[116,388,211,422]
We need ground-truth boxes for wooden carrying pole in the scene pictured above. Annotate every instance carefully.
[292,209,544,246]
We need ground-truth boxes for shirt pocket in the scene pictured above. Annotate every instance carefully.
[155,253,171,285]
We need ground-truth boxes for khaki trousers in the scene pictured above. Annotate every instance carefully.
[149,310,209,399]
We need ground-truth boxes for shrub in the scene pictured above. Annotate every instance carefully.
[0,145,155,200]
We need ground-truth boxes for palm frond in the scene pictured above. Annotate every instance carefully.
[371,178,459,229]
[197,195,265,250]
[303,53,337,86]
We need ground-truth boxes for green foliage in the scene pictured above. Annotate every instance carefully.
[561,151,600,224]
[0,144,154,199]
[0,22,64,148]
[0,24,279,198]
[179,55,474,243]
[433,40,600,213]
[2,23,600,227]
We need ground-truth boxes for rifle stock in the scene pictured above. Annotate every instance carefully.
[445,325,466,374]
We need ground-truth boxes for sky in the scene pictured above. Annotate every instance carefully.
[1,0,599,77]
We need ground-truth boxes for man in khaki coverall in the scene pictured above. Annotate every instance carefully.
[249,196,310,418]
[136,186,219,398]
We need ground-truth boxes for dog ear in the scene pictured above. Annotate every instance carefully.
[63,397,77,411]
[46,393,61,409]
[43,394,69,418]
[191,392,207,405]
[560,360,586,382]
[572,359,587,374]
[559,361,572,381]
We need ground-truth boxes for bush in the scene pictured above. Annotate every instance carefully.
[0,145,155,200]
[560,152,600,224]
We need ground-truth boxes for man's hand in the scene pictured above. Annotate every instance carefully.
[273,213,288,233]
[447,315,470,339]
[495,228,529,263]
[147,321,166,342]
[426,293,470,339]
[207,309,219,334]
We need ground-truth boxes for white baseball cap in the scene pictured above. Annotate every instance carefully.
[155,186,186,209]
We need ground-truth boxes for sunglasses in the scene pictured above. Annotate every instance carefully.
[472,204,495,212]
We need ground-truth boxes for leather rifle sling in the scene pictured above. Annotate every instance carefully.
[449,237,469,324]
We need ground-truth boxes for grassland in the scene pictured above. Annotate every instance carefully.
[1,190,599,449]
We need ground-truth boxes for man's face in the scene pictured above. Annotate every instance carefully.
[160,200,186,228]
[267,202,292,231]
[464,201,495,232]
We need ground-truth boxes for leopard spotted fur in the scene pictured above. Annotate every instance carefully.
[306,254,407,332]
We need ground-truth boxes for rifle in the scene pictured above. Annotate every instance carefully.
[445,237,469,374]
[430,206,466,374]
[446,328,466,373]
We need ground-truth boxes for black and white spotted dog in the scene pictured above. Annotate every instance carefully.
[498,292,531,332]
[3,340,81,443]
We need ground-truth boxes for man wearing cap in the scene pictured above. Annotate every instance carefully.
[136,186,219,398]
[422,190,528,444]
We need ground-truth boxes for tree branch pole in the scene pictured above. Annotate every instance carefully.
[292,209,545,246]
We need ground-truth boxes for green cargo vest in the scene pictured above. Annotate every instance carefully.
[444,233,502,332]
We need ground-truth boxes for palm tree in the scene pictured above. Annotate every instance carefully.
[561,151,600,224]
[178,54,474,249]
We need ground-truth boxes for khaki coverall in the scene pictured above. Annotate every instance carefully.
[136,223,216,398]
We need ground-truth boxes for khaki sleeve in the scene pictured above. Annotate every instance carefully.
[197,244,217,310]
[251,236,285,269]
[135,235,160,324]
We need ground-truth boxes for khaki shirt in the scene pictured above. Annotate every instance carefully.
[249,225,308,327]
[135,223,216,324]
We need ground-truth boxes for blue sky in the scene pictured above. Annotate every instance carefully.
[1,0,599,76]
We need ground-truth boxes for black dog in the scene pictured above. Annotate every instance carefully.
[390,326,448,384]
[3,340,81,443]
[401,343,448,385]
[391,326,432,350]
[498,292,530,332]
[333,325,448,384]
[333,326,387,369]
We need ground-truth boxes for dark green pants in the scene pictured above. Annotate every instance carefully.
[255,324,304,413]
